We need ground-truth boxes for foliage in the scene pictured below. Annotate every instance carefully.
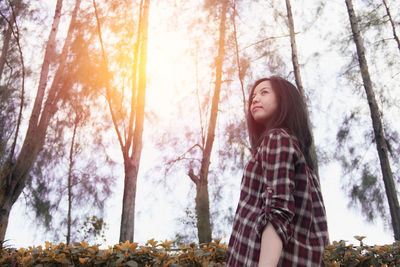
[0,239,227,267]
[1,237,400,266]
[174,208,198,246]
[23,108,115,243]
[324,237,400,267]
[77,216,108,244]
[18,0,116,237]
[0,0,30,167]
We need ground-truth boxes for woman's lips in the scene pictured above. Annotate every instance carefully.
[252,106,262,112]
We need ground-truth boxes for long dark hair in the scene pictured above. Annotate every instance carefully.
[247,76,315,170]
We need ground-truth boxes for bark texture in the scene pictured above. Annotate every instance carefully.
[345,0,400,241]
[0,23,11,81]
[120,159,139,242]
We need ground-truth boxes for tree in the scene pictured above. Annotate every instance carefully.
[329,0,400,230]
[0,0,73,240]
[381,0,400,53]
[92,0,150,242]
[184,0,228,244]
[61,98,113,245]
[152,0,232,243]
[345,0,400,240]
[284,0,320,176]
[66,114,79,245]
[10,0,118,244]
[25,98,114,244]
[159,0,293,243]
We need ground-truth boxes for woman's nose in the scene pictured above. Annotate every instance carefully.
[252,95,259,104]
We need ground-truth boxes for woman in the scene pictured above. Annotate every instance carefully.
[226,76,328,266]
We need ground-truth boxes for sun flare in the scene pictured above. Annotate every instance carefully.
[146,24,196,118]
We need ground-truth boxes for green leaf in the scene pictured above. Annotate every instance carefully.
[126,260,138,267]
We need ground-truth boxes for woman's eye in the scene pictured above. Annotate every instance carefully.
[261,90,268,95]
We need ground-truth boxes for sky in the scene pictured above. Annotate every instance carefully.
[3,0,400,249]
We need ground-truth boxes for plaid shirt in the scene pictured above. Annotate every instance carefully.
[227,128,328,266]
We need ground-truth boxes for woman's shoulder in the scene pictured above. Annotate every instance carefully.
[259,128,300,153]
[263,128,295,143]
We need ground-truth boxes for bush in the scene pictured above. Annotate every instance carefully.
[324,237,400,266]
[0,239,226,266]
[0,237,399,266]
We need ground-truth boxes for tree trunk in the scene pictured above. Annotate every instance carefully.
[118,0,149,243]
[67,118,78,244]
[119,158,139,242]
[195,183,212,244]
[28,0,63,131]
[0,128,46,240]
[190,0,227,244]
[285,0,319,176]
[0,165,15,240]
[382,0,400,53]
[0,24,11,82]
[345,0,400,241]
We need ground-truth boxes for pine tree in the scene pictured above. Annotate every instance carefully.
[284,0,320,176]
[345,0,400,240]
[92,0,151,242]
[0,0,69,240]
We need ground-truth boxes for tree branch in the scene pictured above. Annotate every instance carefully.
[126,0,144,153]
[165,144,203,166]
[92,0,125,152]
[194,42,206,148]
[232,0,247,119]
[239,34,292,53]
[188,168,199,185]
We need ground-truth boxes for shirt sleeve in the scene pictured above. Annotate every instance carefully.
[257,129,296,245]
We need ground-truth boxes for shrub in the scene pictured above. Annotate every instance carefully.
[324,237,400,266]
[0,239,226,266]
[1,237,399,266]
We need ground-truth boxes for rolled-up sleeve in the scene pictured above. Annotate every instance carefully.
[257,130,296,245]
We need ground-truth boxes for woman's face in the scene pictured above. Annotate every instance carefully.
[250,80,278,124]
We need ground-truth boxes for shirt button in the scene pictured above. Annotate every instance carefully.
[267,188,273,194]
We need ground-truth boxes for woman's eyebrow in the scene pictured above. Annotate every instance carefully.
[257,86,271,92]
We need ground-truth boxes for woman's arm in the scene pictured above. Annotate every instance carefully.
[258,223,283,267]
[258,130,296,244]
